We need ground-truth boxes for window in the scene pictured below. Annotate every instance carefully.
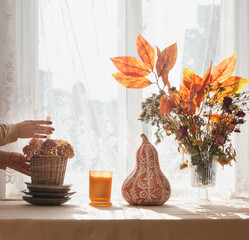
[2,0,246,200]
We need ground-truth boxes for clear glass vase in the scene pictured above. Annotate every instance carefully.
[190,153,218,187]
[189,152,218,204]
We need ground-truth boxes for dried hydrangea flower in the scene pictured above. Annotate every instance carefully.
[23,138,74,159]
[38,139,57,155]
[56,139,74,159]
[23,138,43,159]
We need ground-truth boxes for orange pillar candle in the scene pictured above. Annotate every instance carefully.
[89,170,113,206]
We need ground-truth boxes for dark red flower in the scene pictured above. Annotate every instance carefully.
[237,119,245,124]
[236,111,246,118]
[222,97,232,111]
[211,128,217,136]
[214,135,226,146]
[177,129,188,140]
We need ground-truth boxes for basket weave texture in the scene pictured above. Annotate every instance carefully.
[30,155,68,185]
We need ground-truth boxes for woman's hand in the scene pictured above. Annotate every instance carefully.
[16,120,55,139]
[8,152,31,176]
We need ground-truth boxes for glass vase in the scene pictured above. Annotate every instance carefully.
[189,152,218,204]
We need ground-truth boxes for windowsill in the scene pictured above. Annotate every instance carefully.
[0,199,249,239]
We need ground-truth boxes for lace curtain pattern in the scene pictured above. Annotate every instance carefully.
[0,0,249,200]
[0,0,36,198]
[141,0,236,199]
[233,0,249,196]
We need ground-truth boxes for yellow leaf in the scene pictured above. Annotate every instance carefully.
[211,76,249,103]
[219,76,249,94]
[182,68,196,90]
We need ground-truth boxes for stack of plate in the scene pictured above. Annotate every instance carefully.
[22,182,75,206]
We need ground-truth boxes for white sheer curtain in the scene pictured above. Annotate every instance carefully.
[140,0,236,200]
[38,0,230,200]
[1,0,249,201]
[38,0,122,200]
[0,0,37,198]
[233,0,249,197]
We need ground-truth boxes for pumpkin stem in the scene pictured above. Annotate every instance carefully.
[140,134,150,144]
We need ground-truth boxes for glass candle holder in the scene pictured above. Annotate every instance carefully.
[89,170,113,206]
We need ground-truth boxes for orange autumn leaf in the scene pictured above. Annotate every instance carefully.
[178,85,196,114]
[160,91,180,114]
[187,74,200,104]
[195,63,212,107]
[110,56,150,77]
[220,76,249,94]
[136,34,156,71]
[179,84,190,98]
[190,74,203,94]
[178,85,190,109]
[212,76,249,102]
[156,43,177,87]
[112,72,152,89]
[202,62,213,87]
[203,114,220,123]
[182,68,196,90]
[204,114,233,123]
[160,94,171,114]
[212,54,236,84]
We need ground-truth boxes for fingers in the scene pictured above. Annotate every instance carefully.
[32,120,53,125]
[18,166,31,176]
[29,134,48,139]
[8,153,31,176]
[35,126,55,131]
[34,128,54,134]
[16,161,31,176]
[22,163,31,176]
[31,124,55,137]
[16,120,55,139]
[19,154,30,163]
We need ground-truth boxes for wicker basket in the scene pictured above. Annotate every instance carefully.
[30,155,68,185]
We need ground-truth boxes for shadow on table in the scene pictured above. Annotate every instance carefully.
[139,202,249,220]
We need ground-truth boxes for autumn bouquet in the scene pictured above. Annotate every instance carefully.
[111,35,249,186]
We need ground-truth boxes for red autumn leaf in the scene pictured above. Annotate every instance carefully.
[182,68,196,90]
[136,34,156,71]
[156,43,177,86]
[212,54,236,84]
[110,56,150,77]
[112,72,152,89]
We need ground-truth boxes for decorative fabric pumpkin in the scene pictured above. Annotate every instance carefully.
[122,134,171,205]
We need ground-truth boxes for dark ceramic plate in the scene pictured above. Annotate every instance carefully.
[25,182,72,193]
[23,195,71,206]
[22,190,76,198]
